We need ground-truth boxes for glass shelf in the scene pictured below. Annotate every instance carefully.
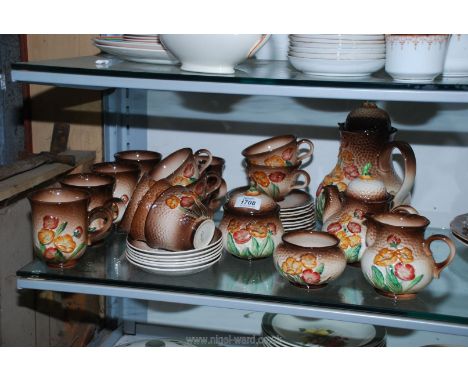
[17,227,468,336]
[11,56,468,102]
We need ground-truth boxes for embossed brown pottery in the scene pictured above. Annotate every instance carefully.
[316,102,416,224]
[114,150,162,175]
[198,155,225,177]
[321,164,418,265]
[242,135,314,167]
[91,161,140,224]
[129,179,172,242]
[361,210,456,299]
[148,148,212,186]
[60,173,118,243]
[219,186,284,260]
[274,231,346,289]
[186,172,222,206]
[246,161,311,201]
[144,185,215,251]
[28,188,111,268]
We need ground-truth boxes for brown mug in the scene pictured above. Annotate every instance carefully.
[91,161,140,224]
[114,150,162,176]
[242,135,314,167]
[60,173,119,243]
[28,188,111,268]
[247,162,311,201]
[148,148,212,186]
[186,172,223,204]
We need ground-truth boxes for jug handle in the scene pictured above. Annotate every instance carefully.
[424,234,457,279]
[377,141,416,207]
[391,205,419,215]
[247,34,271,58]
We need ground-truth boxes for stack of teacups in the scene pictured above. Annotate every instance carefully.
[242,135,316,232]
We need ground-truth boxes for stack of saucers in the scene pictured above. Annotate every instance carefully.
[93,34,178,65]
[277,190,315,232]
[125,228,223,276]
[288,34,385,77]
[261,313,387,347]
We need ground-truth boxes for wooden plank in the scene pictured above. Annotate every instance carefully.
[0,150,94,202]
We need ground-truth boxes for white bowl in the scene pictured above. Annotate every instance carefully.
[443,34,468,77]
[291,34,385,41]
[289,50,385,60]
[288,56,385,77]
[385,34,449,82]
[289,44,385,54]
[160,34,269,74]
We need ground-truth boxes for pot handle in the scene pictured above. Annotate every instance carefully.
[88,206,114,244]
[424,234,457,279]
[103,197,123,221]
[247,34,271,58]
[194,149,213,174]
[391,205,419,215]
[291,169,311,190]
[378,141,416,207]
[296,138,314,162]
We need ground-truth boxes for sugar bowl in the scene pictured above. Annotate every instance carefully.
[219,186,284,260]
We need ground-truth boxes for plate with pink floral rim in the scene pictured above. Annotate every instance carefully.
[261,314,386,347]
[450,213,468,244]
[277,190,313,210]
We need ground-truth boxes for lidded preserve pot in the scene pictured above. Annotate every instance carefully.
[219,186,284,260]
[316,102,416,224]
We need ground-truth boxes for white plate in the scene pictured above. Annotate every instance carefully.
[289,45,385,54]
[94,38,165,51]
[126,241,223,261]
[290,39,384,47]
[280,215,315,223]
[277,190,313,209]
[280,210,315,218]
[126,252,222,275]
[290,34,384,42]
[288,56,385,77]
[289,51,385,60]
[262,314,386,347]
[94,43,178,64]
[126,248,222,269]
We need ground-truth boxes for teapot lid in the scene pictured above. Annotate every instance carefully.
[346,163,388,202]
[224,185,279,215]
[343,102,391,133]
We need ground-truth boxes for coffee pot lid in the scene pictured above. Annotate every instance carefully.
[343,101,392,133]
[224,185,279,215]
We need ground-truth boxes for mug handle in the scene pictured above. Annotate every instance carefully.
[194,149,213,174]
[88,206,114,244]
[290,170,311,190]
[378,141,416,207]
[296,139,314,162]
[424,234,457,279]
[391,205,419,215]
[204,172,222,198]
[247,34,271,58]
[103,197,123,221]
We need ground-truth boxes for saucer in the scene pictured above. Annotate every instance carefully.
[277,190,313,209]
[450,213,468,242]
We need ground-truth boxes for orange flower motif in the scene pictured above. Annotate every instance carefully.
[340,214,353,225]
[38,229,54,245]
[341,150,354,164]
[374,248,398,267]
[281,257,304,275]
[349,234,361,247]
[165,195,180,209]
[301,254,317,269]
[245,188,260,196]
[171,175,192,186]
[397,247,414,264]
[337,182,348,192]
[228,219,243,233]
[264,155,286,167]
[247,222,268,238]
[339,237,352,250]
[54,234,76,254]
[252,171,270,187]
[331,166,344,182]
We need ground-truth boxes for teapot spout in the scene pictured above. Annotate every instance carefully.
[322,185,343,223]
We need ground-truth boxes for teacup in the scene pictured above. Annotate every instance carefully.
[242,135,314,167]
[28,188,112,268]
[114,150,162,176]
[247,162,311,201]
[186,172,222,205]
[91,161,140,223]
[144,185,215,251]
[60,173,119,243]
[148,148,212,186]
[198,156,225,177]
[274,231,346,289]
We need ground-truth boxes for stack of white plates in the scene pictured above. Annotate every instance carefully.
[261,313,387,347]
[288,34,385,77]
[94,35,178,65]
[125,228,223,276]
[278,190,315,232]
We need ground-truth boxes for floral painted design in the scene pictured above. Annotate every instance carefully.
[277,253,326,286]
[368,234,423,294]
[183,163,195,178]
[264,155,286,167]
[326,210,363,263]
[251,170,285,200]
[35,215,85,264]
[282,147,294,162]
[298,328,348,347]
[226,219,277,258]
